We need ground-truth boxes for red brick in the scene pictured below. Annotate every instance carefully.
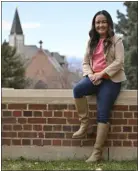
[8,104,27,110]
[33,139,42,146]
[48,104,67,110]
[89,104,97,110]
[2,111,12,117]
[2,139,11,145]
[68,104,75,110]
[53,140,61,146]
[23,125,32,130]
[118,134,127,139]
[113,105,128,111]
[33,125,42,131]
[112,126,122,132]
[111,119,127,125]
[105,140,112,147]
[13,125,22,131]
[18,118,27,124]
[113,140,122,146]
[22,139,31,145]
[38,132,44,138]
[33,111,42,117]
[82,140,94,146]
[89,112,95,118]
[48,118,66,124]
[12,139,21,145]
[133,126,137,132]
[13,111,22,117]
[2,104,7,109]
[67,118,80,124]
[128,133,137,139]
[124,112,133,118]
[53,125,62,131]
[128,119,137,125]
[43,125,52,131]
[2,118,16,124]
[63,125,71,132]
[113,112,123,118]
[23,111,32,117]
[54,111,63,117]
[87,127,94,135]
[2,132,17,138]
[64,111,73,118]
[129,105,137,111]
[123,141,132,146]
[89,119,97,124]
[45,133,64,138]
[108,133,127,139]
[87,133,96,139]
[43,140,51,145]
[72,125,79,132]
[92,125,97,133]
[93,112,97,117]
[3,125,12,131]
[66,133,73,139]
[123,126,132,132]
[108,134,117,139]
[74,112,78,118]
[29,104,46,110]
[134,112,138,118]
[62,140,71,146]
[72,140,81,146]
[28,118,46,124]
[133,141,137,147]
[43,111,52,117]
[18,132,37,138]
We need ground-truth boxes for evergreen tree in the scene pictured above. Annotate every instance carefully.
[2,41,28,88]
[115,2,138,89]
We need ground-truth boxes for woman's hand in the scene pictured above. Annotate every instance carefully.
[88,73,102,85]
[92,72,104,83]
[93,79,102,85]
[88,73,94,82]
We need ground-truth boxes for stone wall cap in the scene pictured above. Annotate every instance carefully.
[2,88,137,105]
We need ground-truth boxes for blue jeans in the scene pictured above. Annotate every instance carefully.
[73,76,121,123]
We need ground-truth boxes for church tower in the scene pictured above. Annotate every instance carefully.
[9,8,24,53]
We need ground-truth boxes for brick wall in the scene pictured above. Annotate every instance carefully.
[2,102,137,148]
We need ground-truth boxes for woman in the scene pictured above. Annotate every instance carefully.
[72,10,126,162]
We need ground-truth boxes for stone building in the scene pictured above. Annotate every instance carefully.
[8,8,77,89]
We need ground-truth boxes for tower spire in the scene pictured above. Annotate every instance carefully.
[10,8,23,35]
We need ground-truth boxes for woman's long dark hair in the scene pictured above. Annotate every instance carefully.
[88,10,114,55]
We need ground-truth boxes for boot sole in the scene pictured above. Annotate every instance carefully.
[85,158,102,163]
[72,132,87,139]
[72,126,93,139]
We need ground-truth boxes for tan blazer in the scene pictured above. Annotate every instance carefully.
[82,34,127,82]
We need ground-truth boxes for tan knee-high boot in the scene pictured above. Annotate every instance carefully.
[86,122,109,162]
[72,97,91,139]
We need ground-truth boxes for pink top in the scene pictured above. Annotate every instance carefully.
[92,38,107,72]
[91,39,109,79]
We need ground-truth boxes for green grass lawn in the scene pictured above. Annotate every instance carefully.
[2,158,137,170]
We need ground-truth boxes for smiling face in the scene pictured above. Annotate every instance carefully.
[95,14,108,38]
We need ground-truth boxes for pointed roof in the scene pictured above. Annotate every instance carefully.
[10,8,23,35]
